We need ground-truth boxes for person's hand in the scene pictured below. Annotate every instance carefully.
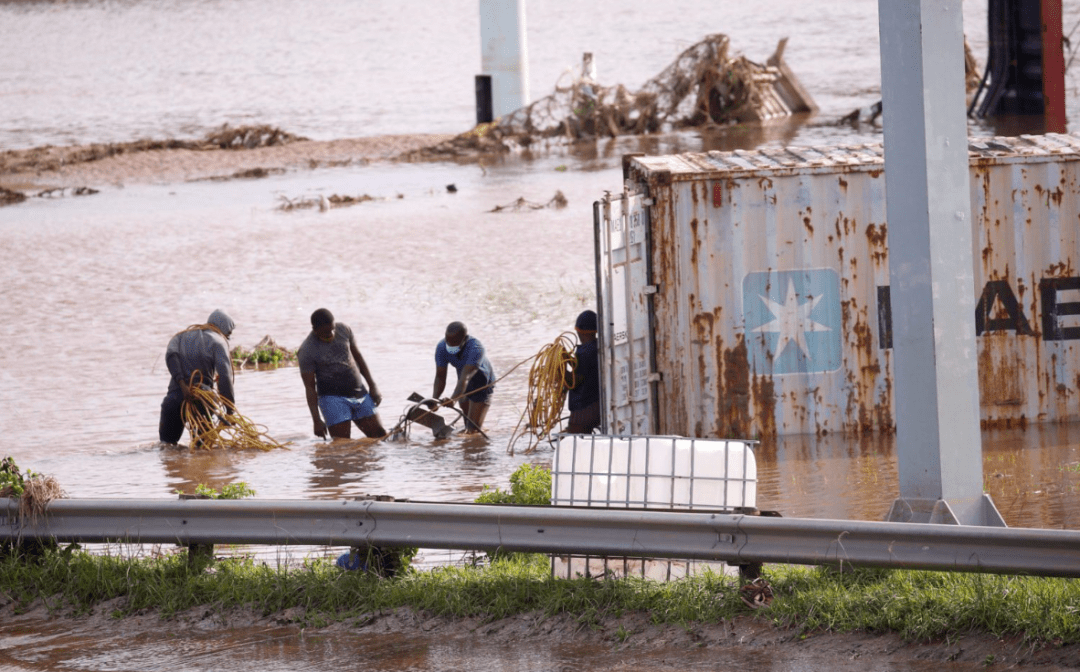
[313,419,327,439]
[179,378,192,401]
[369,386,382,406]
[440,397,454,408]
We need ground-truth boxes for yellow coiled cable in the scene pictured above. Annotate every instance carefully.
[507,332,577,454]
[181,371,290,451]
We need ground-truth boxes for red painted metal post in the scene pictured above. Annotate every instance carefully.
[1042,0,1067,133]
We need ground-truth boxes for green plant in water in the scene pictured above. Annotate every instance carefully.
[174,482,257,499]
[230,341,297,368]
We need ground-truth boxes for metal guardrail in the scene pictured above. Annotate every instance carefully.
[4,498,1080,578]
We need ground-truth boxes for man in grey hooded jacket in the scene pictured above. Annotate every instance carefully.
[158,309,236,444]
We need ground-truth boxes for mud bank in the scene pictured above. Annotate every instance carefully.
[2,601,1078,670]
[0,133,455,192]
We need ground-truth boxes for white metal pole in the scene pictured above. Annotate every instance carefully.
[877,0,1004,526]
[479,0,530,118]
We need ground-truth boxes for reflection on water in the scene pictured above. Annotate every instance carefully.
[0,614,955,672]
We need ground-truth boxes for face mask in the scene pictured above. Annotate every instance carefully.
[445,342,461,355]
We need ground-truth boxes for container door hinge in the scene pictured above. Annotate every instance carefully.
[647,372,664,383]
[643,284,661,295]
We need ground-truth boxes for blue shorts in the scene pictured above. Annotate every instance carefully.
[465,370,494,404]
[319,394,376,427]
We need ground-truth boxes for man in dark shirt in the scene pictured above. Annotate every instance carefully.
[431,321,495,435]
[565,309,601,434]
[159,309,236,444]
[298,308,386,439]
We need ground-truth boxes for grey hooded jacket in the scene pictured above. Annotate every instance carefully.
[164,309,235,403]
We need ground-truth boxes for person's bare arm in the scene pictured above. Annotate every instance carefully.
[432,366,448,407]
[349,340,381,405]
[301,371,327,438]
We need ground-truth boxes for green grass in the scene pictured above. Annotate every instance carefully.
[1,547,1079,645]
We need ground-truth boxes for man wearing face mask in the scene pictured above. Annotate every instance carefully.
[158,309,236,445]
[431,321,495,434]
[298,308,386,439]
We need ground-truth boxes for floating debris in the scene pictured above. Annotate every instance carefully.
[277,193,376,211]
[1,185,99,206]
[203,124,307,150]
[0,125,309,175]
[407,34,816,159]
[230,335,298,369]
[199,167,286,182]
[490,190,567,213]
[0,186,26,207]
[36,186,99,198]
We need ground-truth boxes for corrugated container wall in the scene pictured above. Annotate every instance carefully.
[597,133,1080,438]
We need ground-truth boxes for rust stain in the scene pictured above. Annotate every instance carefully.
[715,334,752,438]
[868,169,883,179]
[866,223,888,266]
[803,216,814,236]
[978,333,1025,408]
[689,217,700,266]
[751,373,777,439]
[1045,260,1076,277]
[692,309,715,339]
[838,176,848,191]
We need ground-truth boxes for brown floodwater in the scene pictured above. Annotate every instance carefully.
[3,139,1079,533]
[0,615,973,672]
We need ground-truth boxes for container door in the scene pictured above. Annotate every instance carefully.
[595,187,655,435]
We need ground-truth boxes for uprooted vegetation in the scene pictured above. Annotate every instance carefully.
[406,34,815,160]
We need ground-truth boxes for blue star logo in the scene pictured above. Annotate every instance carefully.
[743,269,842,374]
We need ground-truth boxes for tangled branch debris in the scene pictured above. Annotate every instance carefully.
[490,190,568,213]
[407,34,816,160]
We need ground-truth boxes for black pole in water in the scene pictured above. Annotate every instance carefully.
[475,75,493,124]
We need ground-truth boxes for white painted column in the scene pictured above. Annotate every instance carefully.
[877,0,1004,526]
[479,0,529,118]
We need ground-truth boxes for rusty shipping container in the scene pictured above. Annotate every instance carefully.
[595,133,1080,439]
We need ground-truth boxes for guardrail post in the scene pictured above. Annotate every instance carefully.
[349,495,410,577]
[178,493,214,567]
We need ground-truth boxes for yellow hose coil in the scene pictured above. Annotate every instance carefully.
[507,332,577,454]
[181,371,289,451]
